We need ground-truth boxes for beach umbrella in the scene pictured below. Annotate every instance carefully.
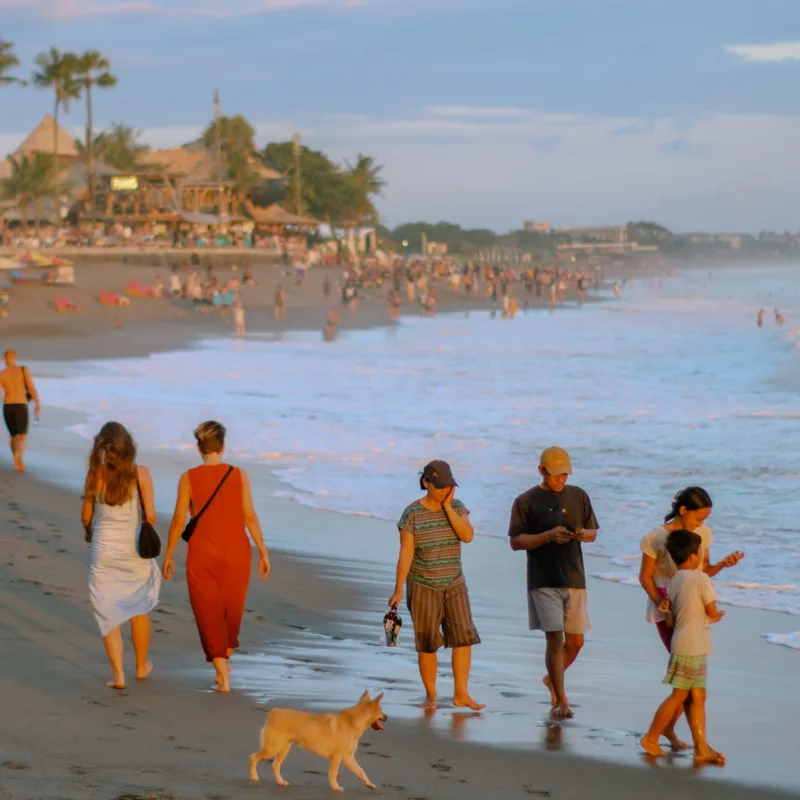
[44,256,73,267]
[16,250,37,264]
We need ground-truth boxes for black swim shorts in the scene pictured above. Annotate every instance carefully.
[4,403,29,437]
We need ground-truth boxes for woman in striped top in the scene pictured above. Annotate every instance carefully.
[389,460,484,712]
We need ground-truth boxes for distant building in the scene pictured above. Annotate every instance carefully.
[556,225,629,244]
[681,233,754,250]
[523,220,551,233]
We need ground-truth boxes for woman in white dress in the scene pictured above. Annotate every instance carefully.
[82,422,161,689]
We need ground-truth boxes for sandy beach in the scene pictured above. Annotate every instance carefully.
[2,465,798,800]
[1,262,799,800]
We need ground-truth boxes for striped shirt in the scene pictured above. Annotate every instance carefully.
[398,500,468,590]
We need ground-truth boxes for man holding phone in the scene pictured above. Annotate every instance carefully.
[508,447,598,719]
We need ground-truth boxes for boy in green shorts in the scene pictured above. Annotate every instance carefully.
[640,528,726,765]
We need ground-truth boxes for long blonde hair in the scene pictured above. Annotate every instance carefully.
[84,421,138,506]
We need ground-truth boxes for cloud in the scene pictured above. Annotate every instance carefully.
[612,121,654,136]
[725,42,800,63]
[10,0,368,20]
[3,106,799,232]
[659,138,711,155]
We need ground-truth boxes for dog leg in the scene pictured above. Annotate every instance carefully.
[328,755,344,792]
[272,744,292,788]
[343,752,375,790]
[249,751,263,782]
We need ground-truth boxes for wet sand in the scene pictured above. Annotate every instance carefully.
[1,467,798,800]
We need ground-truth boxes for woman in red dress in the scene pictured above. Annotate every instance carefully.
[163,421,270,692]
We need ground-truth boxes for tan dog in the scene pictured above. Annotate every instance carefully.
[249,691,388,792]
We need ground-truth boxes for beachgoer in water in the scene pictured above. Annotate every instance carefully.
[757,309,764,328]
[508,447,598,719]
[775,309,785,326]
[274,284,286,322]
[0,350,40,472]
[162,421,270,693]
[638,487,743,748]
[640,529,727,765]
[81,422,160,689]
[234,301,246,339]
[389,461,484,712]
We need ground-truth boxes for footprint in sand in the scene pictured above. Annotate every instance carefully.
[86,700,107,707]
[523,788,551,797]
[1,762,31,770]
[430,758,451,772]
[382,783,406,791]
[160,735,176,741]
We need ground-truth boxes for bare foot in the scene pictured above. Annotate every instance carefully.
[694,748,726,766]
[453,694,486,711]
[420,695,438,711]
[136,660,154,680]
[212,671,231,693]
[640,736,667,757]
[542,675,557,707]
[550,703,574,720]
[664,731,691,751]
[106,676,126,690]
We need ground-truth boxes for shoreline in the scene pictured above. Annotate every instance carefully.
[2,263,799,797]
[1,466,799,800]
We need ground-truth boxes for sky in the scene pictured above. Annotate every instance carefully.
[1,0,800,232]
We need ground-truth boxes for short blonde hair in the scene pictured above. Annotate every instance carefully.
[194,420,226,454]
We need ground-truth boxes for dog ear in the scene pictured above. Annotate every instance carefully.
[374,692,384,704]
[360,690,370,702]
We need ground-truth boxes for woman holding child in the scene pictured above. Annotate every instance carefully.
[638,487,744,750]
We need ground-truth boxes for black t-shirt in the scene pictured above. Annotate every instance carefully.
[508,485,598,590]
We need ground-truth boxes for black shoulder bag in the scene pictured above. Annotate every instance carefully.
[136,480,162,559]
[182,466,235,543]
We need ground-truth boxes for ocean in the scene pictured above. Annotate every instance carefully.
[34,264,800,652]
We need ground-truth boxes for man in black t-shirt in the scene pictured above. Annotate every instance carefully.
[508,447,599,719]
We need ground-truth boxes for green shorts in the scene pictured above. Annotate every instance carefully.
[663,654,707,690]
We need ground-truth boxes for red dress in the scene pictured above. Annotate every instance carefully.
[186,464,252,662]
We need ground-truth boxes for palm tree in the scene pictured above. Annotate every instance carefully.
[0,36,22,85]
[344,154,385,226]
[73,50,117,204]
[32,48,80,180]
[75,122,151,172]
[2,152,60,233]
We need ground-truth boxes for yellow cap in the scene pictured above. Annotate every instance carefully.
[540,446,572,476]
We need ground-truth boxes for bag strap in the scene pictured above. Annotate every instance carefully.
[21,365,31,397]
[191,466,235,526]
[135,476,146,518]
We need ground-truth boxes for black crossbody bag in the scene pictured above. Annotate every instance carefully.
[136,480,161,559]
[182,466,235,543]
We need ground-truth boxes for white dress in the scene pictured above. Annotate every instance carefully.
[88,491,161,636]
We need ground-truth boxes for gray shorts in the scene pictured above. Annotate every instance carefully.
[528,588,590,634]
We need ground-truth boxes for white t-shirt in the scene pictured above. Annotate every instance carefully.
[640,524,712,623]
[667,570,717,656]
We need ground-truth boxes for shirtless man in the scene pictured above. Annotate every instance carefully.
[0,350,40,472]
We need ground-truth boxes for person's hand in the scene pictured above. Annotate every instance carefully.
[548,526,572,544]
[443,486,456,509]
[719,551,745,569]
[84,527,92,544]
[34,402,41,419]
[258,553,271,581]
[709,609,726,624]
[388,588,403,607]
[658,597,672,614]
[162,556,175,581]
[568,527,585,542]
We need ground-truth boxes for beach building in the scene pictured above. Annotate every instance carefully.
[0,115,319,234]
